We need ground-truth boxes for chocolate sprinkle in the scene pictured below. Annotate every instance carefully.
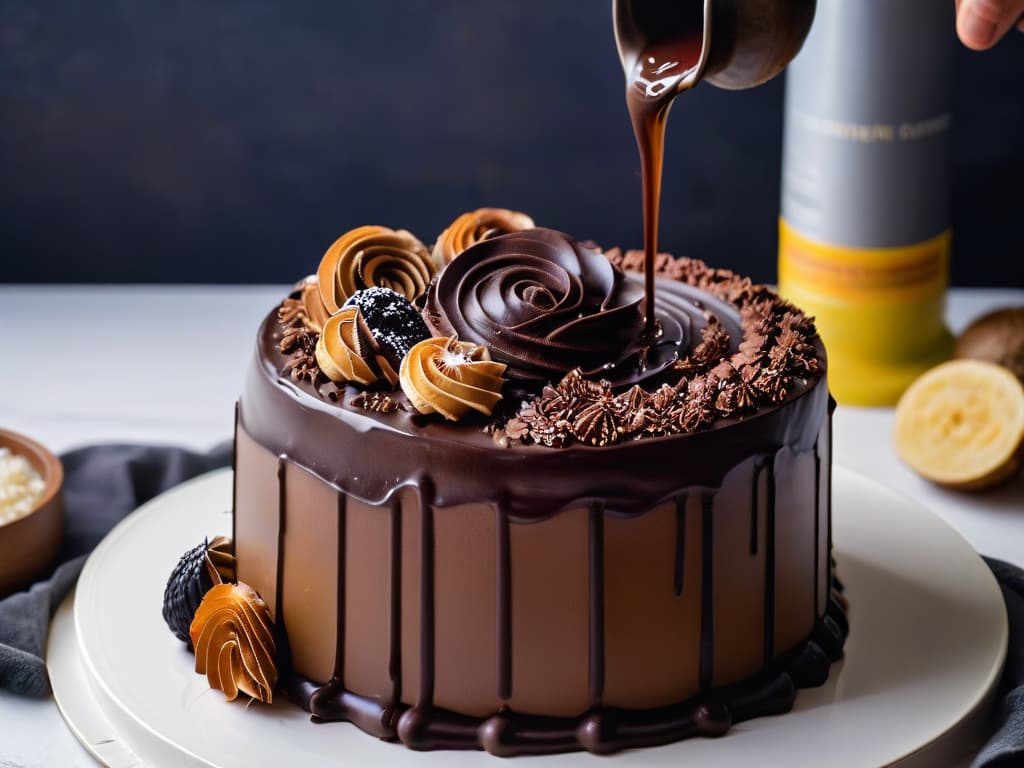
[350,391,405,414]
[278,300,321,384]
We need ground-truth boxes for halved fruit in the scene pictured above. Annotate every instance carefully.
[894,360,1024,490]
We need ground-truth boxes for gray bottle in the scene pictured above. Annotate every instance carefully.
[778,0,955,405]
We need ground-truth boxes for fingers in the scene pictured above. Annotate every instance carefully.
[957,0,1024,50]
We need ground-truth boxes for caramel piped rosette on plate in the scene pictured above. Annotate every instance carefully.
[190,581,277,704]
[432,208,535,267]
[315,306,399,387]
[318,225,434,312]
[162,536,236,646]
[400,337,507,421]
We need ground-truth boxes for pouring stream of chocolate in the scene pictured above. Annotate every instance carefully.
[617,0,709,352]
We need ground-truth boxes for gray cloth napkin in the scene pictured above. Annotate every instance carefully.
[974,557,1024,768]
[0,443,230,697]
[0,444,1020,766]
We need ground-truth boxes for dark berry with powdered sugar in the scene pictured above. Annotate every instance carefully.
[343,287,431,366]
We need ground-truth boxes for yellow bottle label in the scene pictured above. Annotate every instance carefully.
[778,220,953,406]
[778,221,950,301]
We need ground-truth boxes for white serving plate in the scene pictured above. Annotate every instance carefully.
[50,467,1006,767]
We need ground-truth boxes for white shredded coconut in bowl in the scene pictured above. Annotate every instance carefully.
[0,447,46,524]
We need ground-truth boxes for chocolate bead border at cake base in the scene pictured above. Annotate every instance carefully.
[276,592,848,756]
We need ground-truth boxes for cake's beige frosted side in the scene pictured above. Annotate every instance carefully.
[234,421,831,719]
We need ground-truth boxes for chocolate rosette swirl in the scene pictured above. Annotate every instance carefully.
[190,582,277,704]
[426,228,671,385]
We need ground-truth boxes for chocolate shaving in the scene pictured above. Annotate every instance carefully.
[504,417,530,442]
[278,323,320,384]
[350,392,404,414]
[675,317,730,375]
[278,297,306,326]
[518,402,571,448]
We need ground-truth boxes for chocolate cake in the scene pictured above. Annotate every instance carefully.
[210,211,847,756]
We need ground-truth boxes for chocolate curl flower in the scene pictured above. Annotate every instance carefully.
[425,228,646,383]
[432,208,535,266]
[400,337,507,421]
[318,225,434,312]
[190,582,277,704]
[315,307,399,387]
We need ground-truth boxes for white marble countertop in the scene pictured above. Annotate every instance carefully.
[0,284,1022,767]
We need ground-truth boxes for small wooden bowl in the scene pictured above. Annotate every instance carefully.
[0,430,64,597]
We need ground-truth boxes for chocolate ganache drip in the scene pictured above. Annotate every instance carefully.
[425,228,737,388]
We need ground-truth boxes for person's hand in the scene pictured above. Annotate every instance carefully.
[956,0,1024,50]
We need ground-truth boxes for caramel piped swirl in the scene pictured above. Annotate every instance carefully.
[399,337,507,421]
[317,225,434,311]
[190,582,277,704]
[300,279,331,332]
[278,277,331,333]
[432,208,535,266]
[205,535,236,585]
[315,307,399,387]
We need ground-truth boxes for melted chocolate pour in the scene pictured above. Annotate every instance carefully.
[618,0,706,339]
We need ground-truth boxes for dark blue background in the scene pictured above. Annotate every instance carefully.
[1,1,1021,285]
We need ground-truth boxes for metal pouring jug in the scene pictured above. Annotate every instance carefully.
[614,0,817,91]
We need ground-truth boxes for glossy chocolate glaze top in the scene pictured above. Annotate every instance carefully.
[242,275,827,522]
[424,228,730,387]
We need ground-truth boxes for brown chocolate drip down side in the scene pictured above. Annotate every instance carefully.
[814,443,821,624]
[334,493,346,684]
[392,484,437,749]
[673,494,687,596]
[750,461,760,556]
[419,486,436,707]
[388,498,402,707]
[699,493,714,691]
[763,454,777,664]
[827,399,835,561]
[274,455,287,626]
[589,504,606,708]
[496,503,512,702]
